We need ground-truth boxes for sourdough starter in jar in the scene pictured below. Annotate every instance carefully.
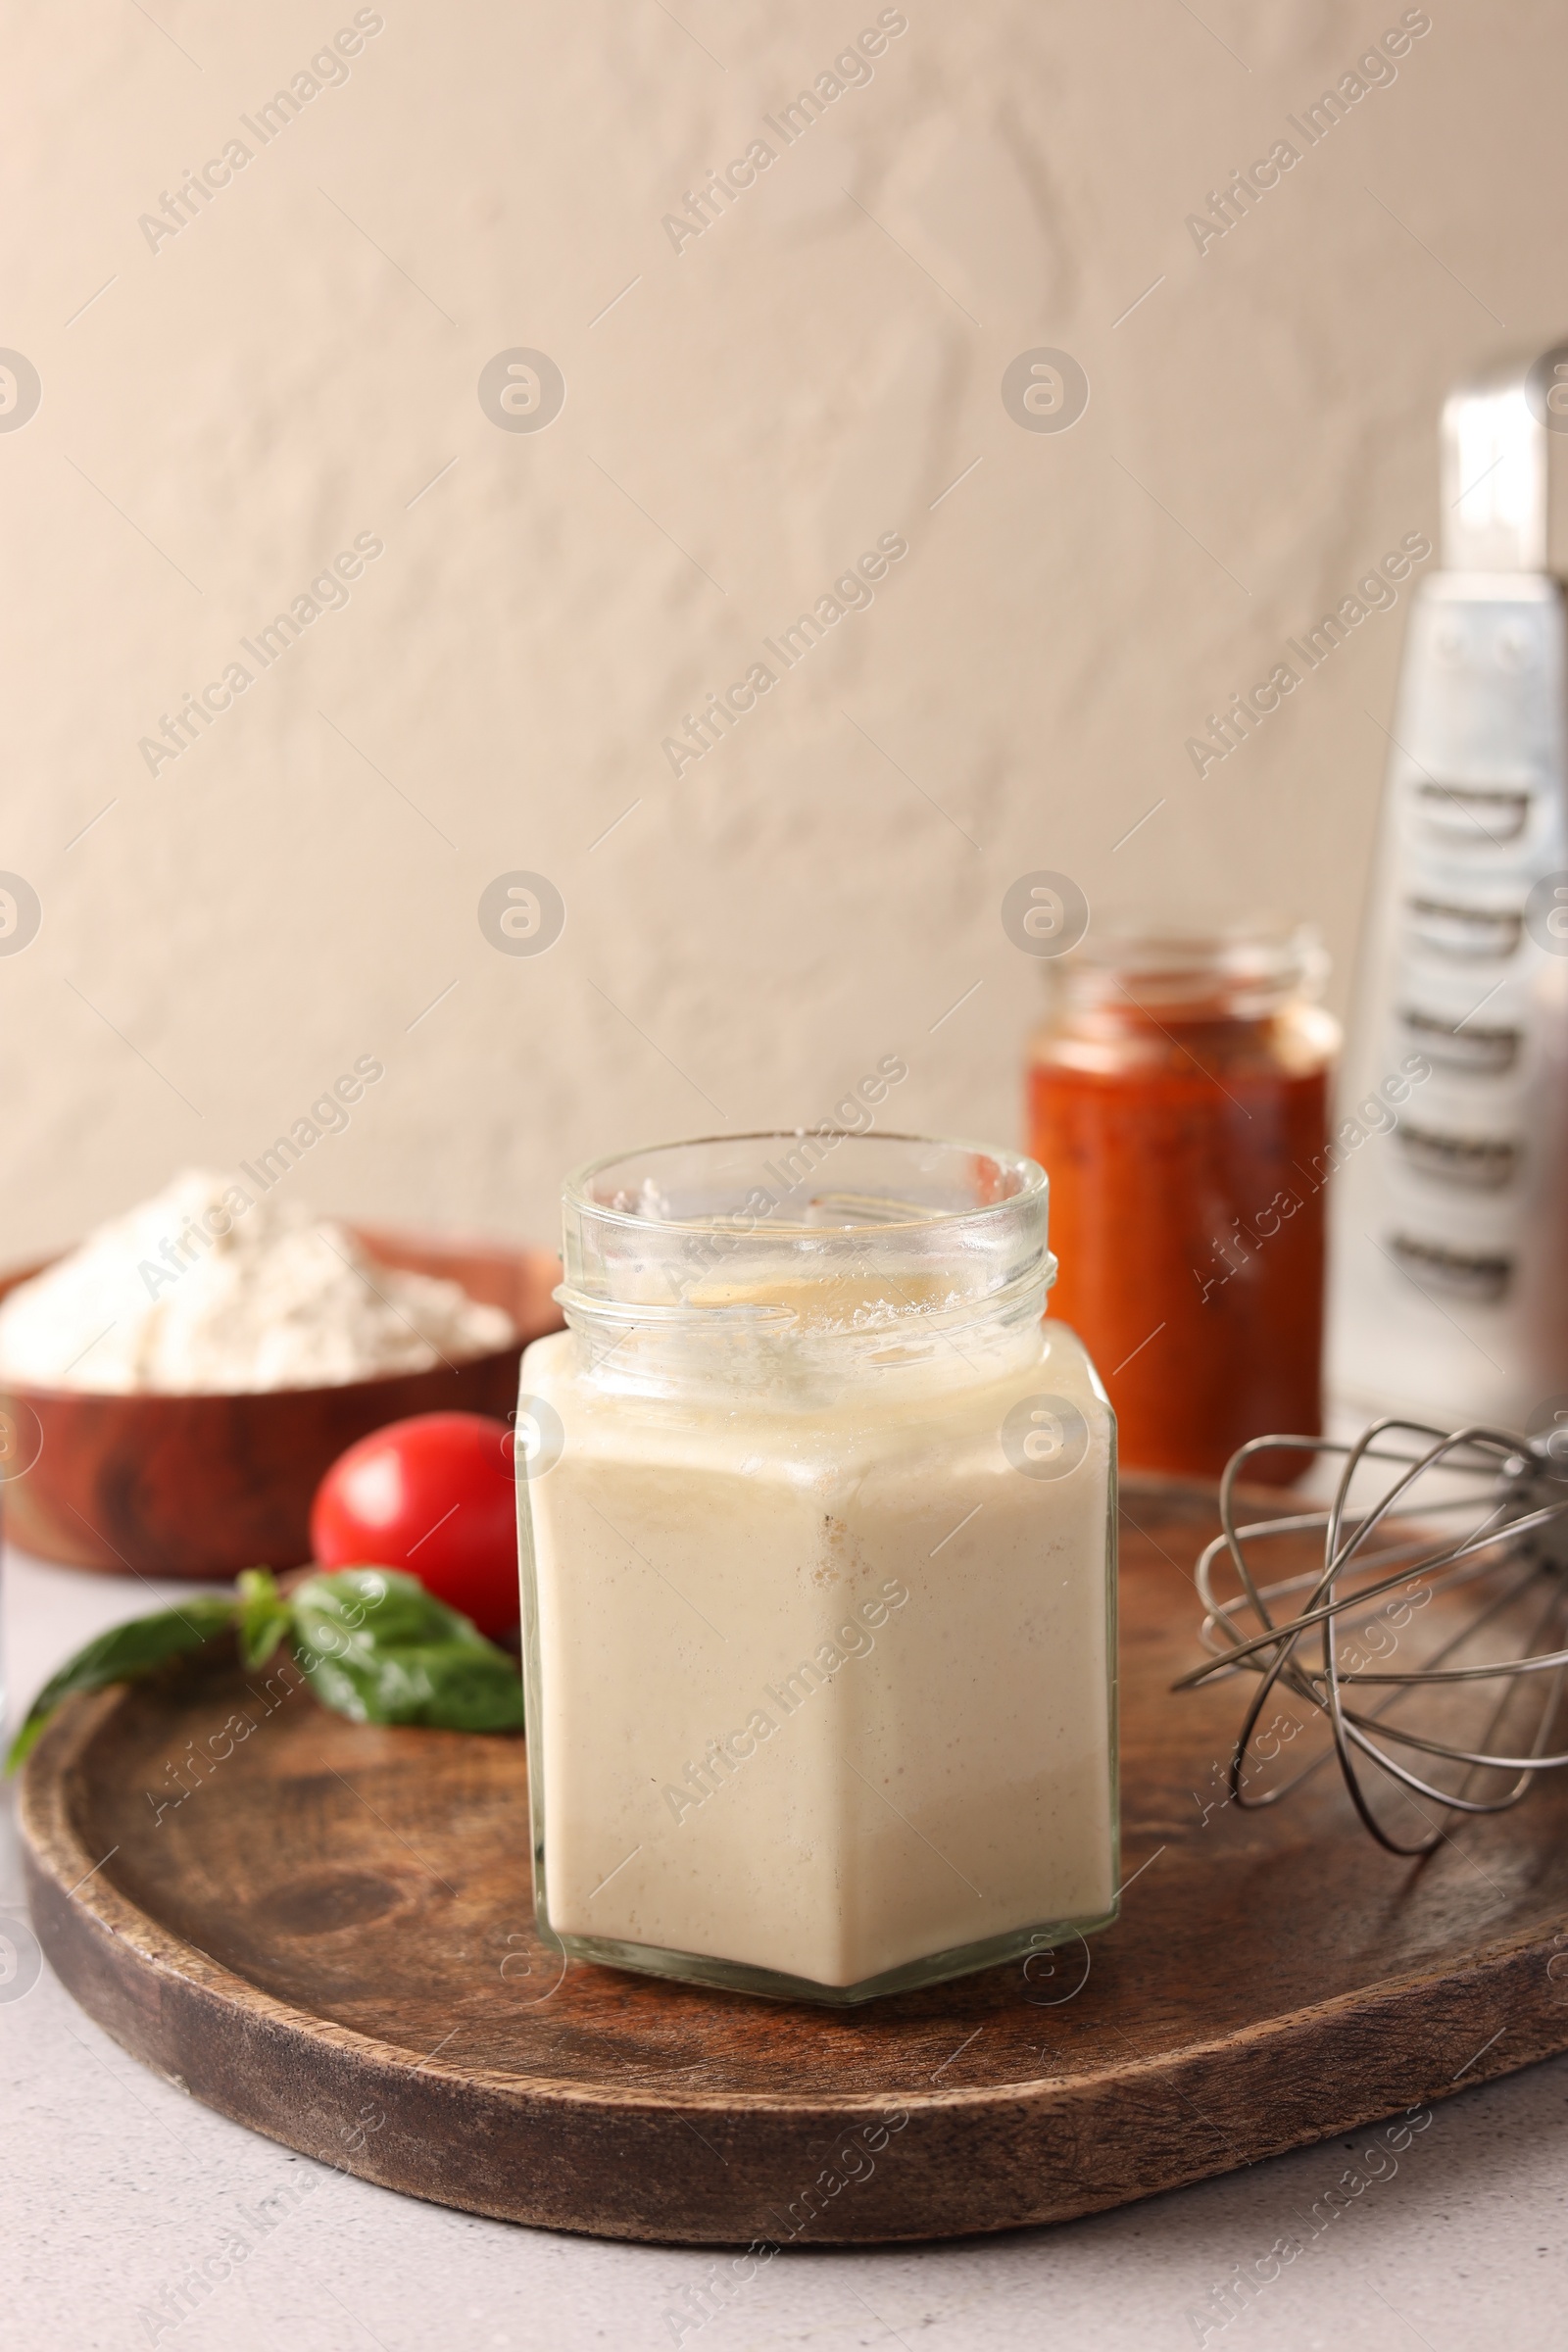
[516,1134,1118,2004]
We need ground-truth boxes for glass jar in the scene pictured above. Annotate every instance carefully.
[1028,919,1339,1485]
[514,1131,1118,2006]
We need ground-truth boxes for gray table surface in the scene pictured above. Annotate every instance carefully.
[4,1543,1565,2352]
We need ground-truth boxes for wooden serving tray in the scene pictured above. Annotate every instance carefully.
[21,1482,1568,2245]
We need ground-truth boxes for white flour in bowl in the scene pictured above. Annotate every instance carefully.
[0,1169,515,1394]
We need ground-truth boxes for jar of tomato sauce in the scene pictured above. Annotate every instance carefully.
[1028,920,1339,1484]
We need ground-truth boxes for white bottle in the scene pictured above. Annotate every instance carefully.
[1329,349,1568,1435]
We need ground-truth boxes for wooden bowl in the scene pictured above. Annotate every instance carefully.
[0,1228,564,1580]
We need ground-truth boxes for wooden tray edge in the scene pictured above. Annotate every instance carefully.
[21,1673,1568,2244]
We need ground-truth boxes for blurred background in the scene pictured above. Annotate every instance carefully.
[1,0,1556,1259]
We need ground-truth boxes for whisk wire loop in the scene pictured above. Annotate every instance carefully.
[1179,1420,1568,1854]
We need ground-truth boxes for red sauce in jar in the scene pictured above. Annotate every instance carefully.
[1028,932,1338,1484]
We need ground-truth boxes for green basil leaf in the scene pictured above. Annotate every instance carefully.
[290,1566,494,1653]
[5,1595,238,1773]
[298,1639,527,1733]
[289,1567,524,1734]
[235,1568,290,1668]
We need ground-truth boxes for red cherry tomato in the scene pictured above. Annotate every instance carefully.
[310,1411,519,1641]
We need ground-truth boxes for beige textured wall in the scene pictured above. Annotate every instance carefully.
[0,0,1557,1260]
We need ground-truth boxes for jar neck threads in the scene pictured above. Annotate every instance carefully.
[1051,917,1328,1026]
[555,1132,1054,1400]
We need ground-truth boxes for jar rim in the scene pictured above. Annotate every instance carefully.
[1060,911,1322,979]
[1051,914,1327,1016]
[563,1130,1048,1240]
[558,1132,1053,1347]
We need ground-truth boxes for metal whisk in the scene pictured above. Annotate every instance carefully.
[1175,1420,1568,1854]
